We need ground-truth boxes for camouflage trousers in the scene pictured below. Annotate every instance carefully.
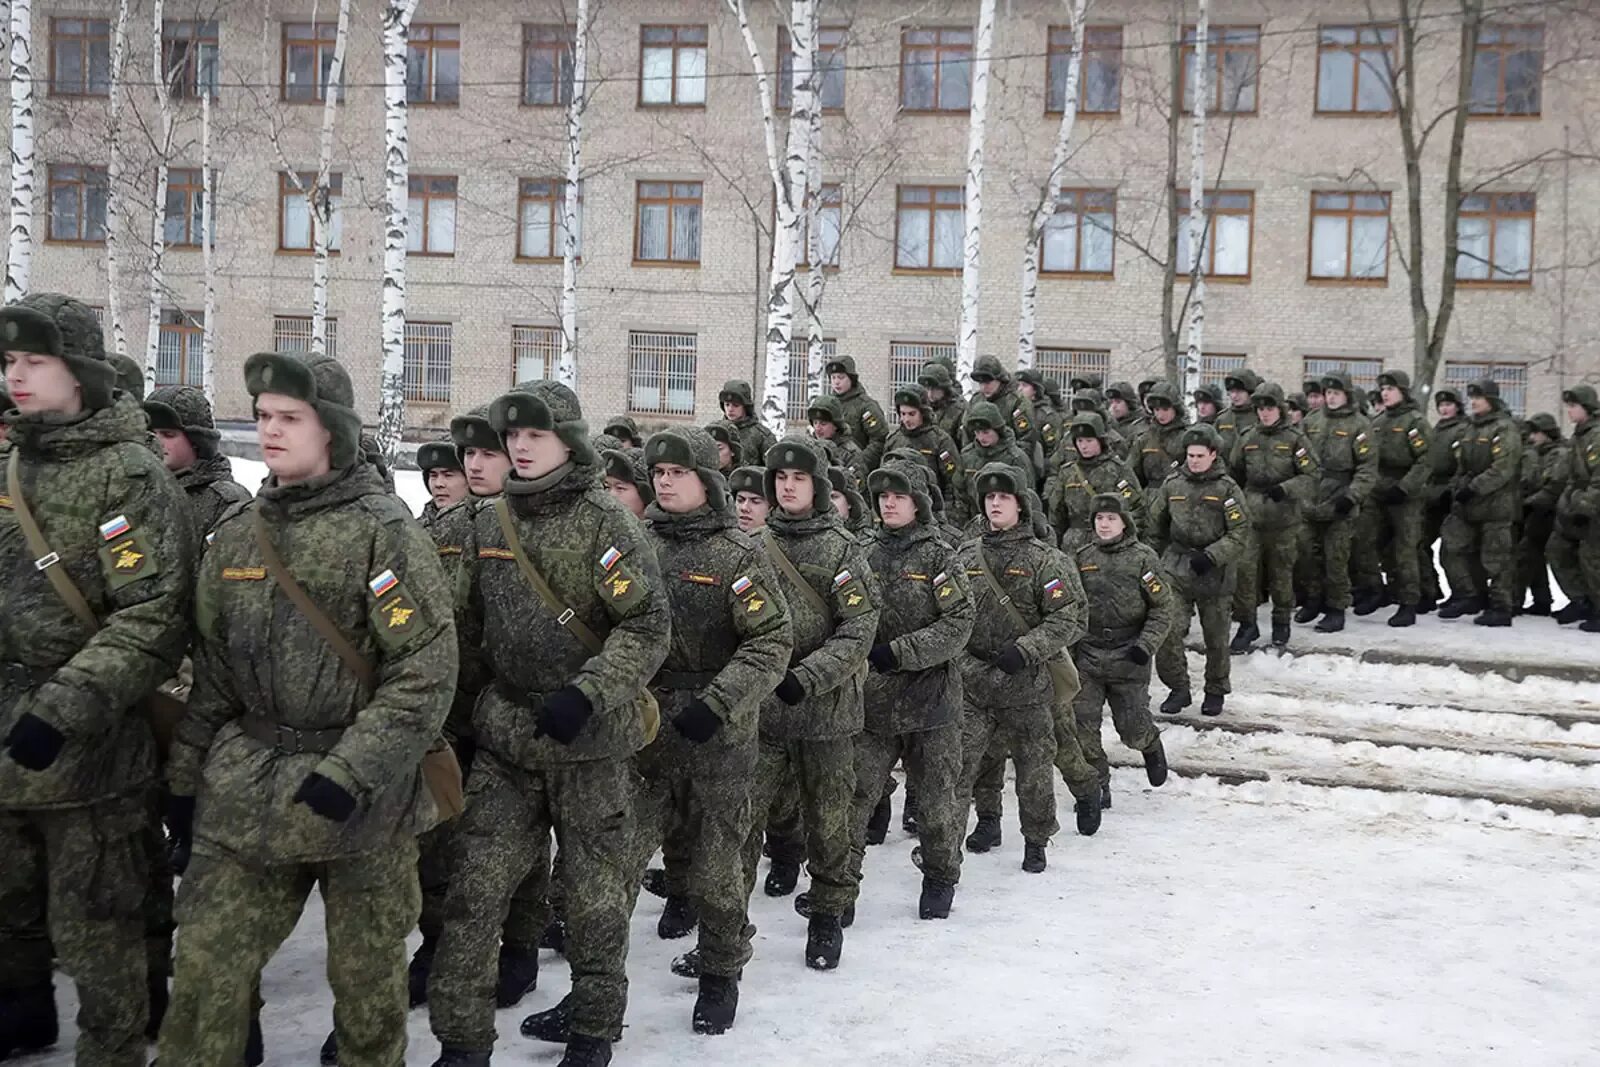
[1353,497,1424,604]
[1230,527,1260,624]
[160,839,419,1067]
[1072,643,1161,785]
[1515,508,1556,608]
[762,765,805,868]
[1298,514,1358,610]
[1441,515,1516,612]
[959,701,1058,846]
[1156,583,1232,697]
[1419,496,1450,603]
[430,754,635,1047]
[632,721,757,979]
[973,694,1099,817]
[851,726,962,888]
[0,796,148,1067]
[1548,524,1600,604]
[742,735,857,918]
[418,808,553,950]
[1238,525,1300,625]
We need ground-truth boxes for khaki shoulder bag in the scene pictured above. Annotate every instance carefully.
[971,548,1081,706]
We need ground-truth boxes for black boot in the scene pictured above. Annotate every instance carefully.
[1314,608,1345,632]
[901,792,918,834]
[1099,779,1113,810]
[1159,689,1191,715]
[964,813,1002,853]
[245,1011,264,1066]
[1526,597,1553,617]
[1555,599,1590,625]
[1387,604,1416,628]
[431,1049,491,1067]
[918,878,954,919]
[1293,599,1323,624]
[1351,587,1384,616]
[1474,608,1513,628]
[865,792,892,845]
[540,917,567,955]
[1144,741,1169,787]
[804,914,843,971]
[1200,693,1224,717]
[520,993,572,1044]
[1228,622,1259,654]
[1583,616,1600,633]
[692,975,740,1035]
[408,935,437,1007]
[1075,789,1103,837]
[670,949,701,979]
[1021,842,1047,873]
[1437,595,1485,620]
[0,983,57,1059]
[640,867,669,899]
[792,892,855,928]
[1271,621,1291,648]
[763,857,799,897]
[657,896,698,940]
[146,971,169,1041]
[495,944,539,1008]
[320,1029,338,1065]
[559,1034,614,1067]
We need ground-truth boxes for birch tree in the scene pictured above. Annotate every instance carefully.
[6,0,35,303]
[375,0,420,461]
[801,80,826,397]
[200,86,216,399]
[1182,0,1209,399]
[103,0,132,356]
[142,0,176,382]
[557,0,591,387]
[308,0,351,357]
[956,0,996,384]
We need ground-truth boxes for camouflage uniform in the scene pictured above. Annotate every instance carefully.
[602,415,643,450]
[807,395,871,487]
[918,363,968,443]
[884,383,964,510]
[1550,388,1600,621]
[717,380,778,465]
[1440,379,1523,618]
[705,419,748,473]
[1517,415,1566,613]
[429,382,670,1056]
[969,355,1039,458]
[958,402,1036,524]
[822,356,890,470]
[144,385,253,544]
[1129,381,1190,505]
[1068,390,1129,463]
[1214,369,1263,457]
[1106,381,1148,442]
[1043,412,1147,552]
[1296,376,1377,618]
[0,295,194,1067]
[1420,389,1468,606]
[827,466,872,535]
[1227,385,1317,634]
[1015,369,1061,461]
[1351,371,1431,613]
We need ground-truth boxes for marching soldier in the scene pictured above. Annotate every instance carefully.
[717,380,777,465]
[416,436,469,528]
[1420,387,1467,612]
[969,355,1039,456]
[1286,393,1308,427]
[823,356,891,470]
[1044,412,1146,553]
[1351,371,1431,625]
[1216,369,1262,453]
[705,419,747,475]
[1015,369,1060,460]
[602,446,653,519]
[1303,379,1325,413]
[827,466,872,534]
[1106,381,1146,439]
[1193,384,1224,429]
[1439,379,1523,627]
[807,395,871,486]
[1552,387,1600,628]
[144,385,253,542]
[1517,413,1566,616]
[1130,381,1189,504]
[602,415,643,450]
[731,466,770,534]
[1068,389,1129,461]
[1296,373,1376,633]
[959,402,1035,522]
[885,383,964,509]
[918,362,968,442]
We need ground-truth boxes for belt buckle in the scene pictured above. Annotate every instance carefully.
[274,724,303,755]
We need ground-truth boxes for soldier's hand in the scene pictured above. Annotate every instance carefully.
[994,643,1027,675]
[1265,484,1287,503]
[1455,486,1477,505]
[535,685,593,745]
[674,698,722,744]
[1332,495,1355,516]
[868,643,899,673]
[1125,645,1150,666]
[2,712,66,772]
[293,773,358,823]
[1189,551,1214,577]
[775,671,806,706]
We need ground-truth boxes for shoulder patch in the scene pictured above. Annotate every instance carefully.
[1141,569,1163,595]
[99,529,159,592]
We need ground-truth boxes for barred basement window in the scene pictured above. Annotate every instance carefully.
[628,331,697,416]
[155,310,204,387]
[271,315,339,359]
[1201,353,1247,382]
[1035,347,1110,392]
[513,325,560,383]
[1443,361,1528,418]
[788,336,836,421]
[1303,356,1381,396]
[404,322,453,403]
[889,341,955,395]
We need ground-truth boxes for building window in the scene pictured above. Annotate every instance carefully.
[47,165,108,244]
[1201,353,1247,382]
[635,181,702,265]
[778,26,847,111]
[1457,192,1534,286]
[1182,25,1259,114]
[1309,191,1390,282]
[1443,361,1528,417]
[522,25,574,106]
[407,24,461,105]
[163,21,219,100]
[1316,24,1395,114]
[1042,189,1115,276]
[50,19,111,96]
[787,336,836,421]
[1469,25,1543,116]
[800,184,842,269]
[1048,25,1122,114]
[283,22,345,103]
[279,172,343,252]
[163,168,212,248]
[404,321,453,403]
[518,179,582,262]
[1175,190,1254,279]
[895,185,964,272]
[513,325,560,382]
[639,25,707,107]
[1035,348,1111,392]
[900,27,973,111]
[272,315,339,359]
[408,176,458,256]
[155,310,204,387]
[1303,356,1382,397]
[627,331,697,416]
[889,341,954,395]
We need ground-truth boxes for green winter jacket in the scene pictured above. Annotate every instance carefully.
[1427,412,1469,505]
[177,453,253,543]
[1451,407,1523,523]
[1147,465,1252,597]
[1045,450,1147,552]
[1229,421,1318,531]
[1524,439,1568,515]
[1301,404,1377,521]
[831,383,890,470]
[1558,419,1600,534]
[1074,529,1175,658]
[1369,397,1431,500]
[1130,413,1189,496]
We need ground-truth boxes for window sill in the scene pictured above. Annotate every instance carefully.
[632,259,701,269]
[1306,276,1388,287]
[1466,112,1542,121]
[409,251,458,258]
[277,248,343,257]
[44,238,107,247]
[48,90,110,100]
[515,255,582,265]
[408,100,461,109]
[1044,108,1120,119]
[1456,279,1532,290]
[626,410,696,421]
[280,96,345,106]
[636,101,708,111]
[403,398,452,407]
[1174,274,1251,285]
[1041,270,1115,281]
[893,267,962,277]
[898,106,971,116]
[795,263,841,274]
[1180,108,1258,118]
[520,99,572,109]
[1313,109,1396,118]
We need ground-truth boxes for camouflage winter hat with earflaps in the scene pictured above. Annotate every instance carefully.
[1526,412,1561,438]
[244,351,363,469]
[1377,369,1414,393]
[969,354,1009,383]
[918,362,956,391]
[416,434,464,475]
[1069,411,1108,443]
[824,354,861,382]
[1252,382,1287,409]
[644,426,727,511]
[867,460,933,525]
[971,461,1031,517]
[451,404,505,456]
[603,413,641,445]
[488,379,596,465]
[704,419,746,465]
[111,354,146,401]
[718,380,756,411]
[0,293,118,410]
[145,384,222,458]
[1180,423,1225,452]
[964,400,1004,434]
[602,446,654,503]
[807,394,846,427]
[763,434,831,514]
[826,465,868,521]
[893,382,935,419]
[1562,385,1599,414]
[728,465,765,498]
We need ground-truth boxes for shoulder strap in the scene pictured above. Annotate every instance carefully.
[761,529,829,617]
[8,449,100,634]
[252,509,375,688]
[973,547,1032,639]
[493,497,605,656]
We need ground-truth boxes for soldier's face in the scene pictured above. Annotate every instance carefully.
[722,400,746,421]
[1109,397,1130,419]
[155,428,198,472]
[651,463,706,514]
[975,427,999,447]
[977,378,1000,398]
[1290,409,1304,425]
[604,475,647,517]
[1258,405,1281,427]
[1308,393,1325,409]
[1018,381,1037,400]
[1470,395,1491,416]
[829,372,851,394]
[898,405,923,430]
[774,467,815,515]
[715,440,733,469]
[1566,402,1587,425]
[831,490,850,519]
[463,447,511,496]
[256,393,332,485]
[985,492,1020,531]
[506,427,570,480]
[878,491,915,529]
[1381,385,1403,407]
[427,468,468,509]
[4,352,82,416]
[1094,512,1125,541]
[1196,400,1217,419]
[1531,430,1550,446]
[1325,389,1348,411]
[735,490,769,530]
[1229,389,1251,408]
[811,419,836,440]
[1186,445,1217,474]
[1152,403,1176,425]
[925,385,946,403]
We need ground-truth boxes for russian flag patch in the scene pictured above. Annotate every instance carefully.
[100,514,131,541]
[600,546,622,571]
[832,569,853,589]
[732,575,753,596]
[369,569,399,598]
[1044,578,1063,594]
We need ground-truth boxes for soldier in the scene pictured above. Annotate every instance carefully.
[1304,379,1325,412]
[158,351,451,1067]
[717,380,777,464]
[1193,384,1223,427]
[1130,381,1189,503]
[1296,373,1376,633]
[1216,369,1262,452]
[416,437,469,527]
[1439,379,1523,627]
[853,461,973,918]
[1068,389,1129,461]
[1552,387,1600,628]
[1420,387,1467,612]
[602,415,643,449]
[807,394,871,486]
[1286,393,1308,427]
[1015,368,1060,460]
[602,446,653,519]
[1228,384,1317,651]
[0,294,193,1066]
[1352,370,1431,626]
[730,466,770,534]
[969,355,1038,455]
[885,383,964,508]
[1072,493,1172,806]
[918,362,968,442]
[1517,413,1566,616]
[1106,381,1146,439]
[1044,412,1147,553]
[959,402,1035,523]
[704,419,746,474]
[745,436,879,970]
[1149,424,1251,716]
[956,463,1086,872]
[823,355,890,469]
[428,381,670,1067]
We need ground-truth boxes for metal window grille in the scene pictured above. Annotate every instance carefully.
[513,325,560,384]
[628,331,697,416]
[1443,361,1528,418]
[1035,347,1110,392]
[889,341,954,395]
[155,310,204,387]
[1201,352,1247,383]
[404,321,453,403]
[1303,356,1382,396]
[271,316,338,359]
[787,336,835,421]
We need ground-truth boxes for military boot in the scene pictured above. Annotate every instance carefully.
[245,1013,264,1067]
[1315,608,1345,632]
[1555,599,1591,625]
[540,917,567,955]
[1582,616,1600,634]
[918,879,955,920]
[1271,621,1291,648]
[408,935,437,1007]
[1200,693,1225,716]
[640,867,669,899]
[763,858,800,897]
[1437,595,1484,620]
[692,975,739,1035]
[1526,596,1553,617]
[901,791,919,833]
[1144,740,1169,786]
[1228,622,1259,654]
[1293,598,1323,624]
[520,994,572,1044]
[670,949,701,979]
[559,1035,613,1067]
[495,944,539,1008]
[320,1030,338,1065]
[146,972,169,1041]
[431,1049,491,1067]
[804,914,843,971]
[865,792,892,846]
[964,813,1002,852]
[1099,779,1112,810]
[1159,689,1191,714]
[1474,608,1513,628]
[793,893,855,928]
[1351,587,1385,616]
[0,983,57,1060]
[657,896,698,940]
[1075,789,1103,836]
[1387,604,1416,628]
[1021,842,1048,873]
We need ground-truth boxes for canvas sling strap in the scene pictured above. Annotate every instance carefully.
[492,498,660,743]
[253,509,465,820]
[761,529,830,618]
[972,547,1080,705]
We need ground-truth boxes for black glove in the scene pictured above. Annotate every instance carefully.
[293,773,358,823]
[1332,495,1355,517]
[535,685,593,745]
[868,644,899,673]
[1265,484,1287,503]
[775,671,806,706]
[1435,488,1453,509]
[673,698,722,744]
[1189,551,1214,577]
[164,793,197,875]
[1378,485,1408,505]
[1455,486,1477,505]
[1125,645,1150,666]
[3,712,66,771]
[994,643,1027,675]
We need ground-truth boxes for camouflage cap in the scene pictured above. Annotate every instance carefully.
[807,393,846,426]
[244,351,362,469]
[645,425,726,509]
[1144,380,1180,407]
[964,399,1003,432]
[763,434,830,513]
[728,465,765,497]
[1105,380,1137,403]
[1137,378,1159,397]
[704,418,746,465]
[1434,386,1462,407]
[1377,369,1413,391]
[1251,381,1287,409]
[603,413,642,446]
[1465,377,1500,403]
[1192,382,1224,406]
[1089,491,1136,531]
[1069,411,1108,441]
[145,384,221,457]
[918,362,956,390]
[1526,412,1560,437]
[893,381,934,415]
[972,461,1030,515]
[1285,392,1308,413]
[1015,367,1047,393]
[970,353,1008,383]
[602,446,654,503]
[1041,376,1065,406]
[416,438,464,475]
[827,465,868,520]
[451,404,505,456]
[111,354,146,401]
[1303,378,1325,395]
[1319,372,1356,396]
[489,379,596,465]
[1223,368,1262,394]
[0,293,117,409]
[1561,385,1598,413]
[1180,423,1225,452]
[824,353,861,381]
[1071,387,1106,412]
[868,460,933,525]
[718,379,756,410]
[1068,374,1103,393]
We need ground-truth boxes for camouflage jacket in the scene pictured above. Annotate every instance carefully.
[832,384,890,470]
[758,507,880,740]
[730,415,778,470]
[931,395,967,441]
[645,502,793,748]
[423,496,479,742]
[1451,409,1523,523]
[1427,414,1469,500]
[1214,403,1258,456]
[1369,399,1431,498]
[958,431,1036,522]
[0,395,194,809]
[863,522,973,735]
[885,422,963,503]
[459,460,670,768]
[1559,420,1600,525]
[171,463,455,862]
[956,525,1086,710]
[1301,405,1377,520]
[1044,452,1146,551]
[1148,466,1252,596]
[1073,532,1174,657]
[988,385,1039,452]
[177,453,252,542]
[818,435,870,488]
[1130,415,1189,496]
[1524,440,1568,514]
[1228,421,1318,531]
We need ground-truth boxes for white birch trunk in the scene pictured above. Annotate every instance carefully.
[200,89,216,400]
[956,0,996,385]
[1017,0,1086,372]
[103,0,130,355]
[375,0,419,462]
[6,0,34,303]
[142,0,173,383]
[309,0,351,357]
[1183,0,1209,399]
[802,83,825,400]
[556,0,589,387]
